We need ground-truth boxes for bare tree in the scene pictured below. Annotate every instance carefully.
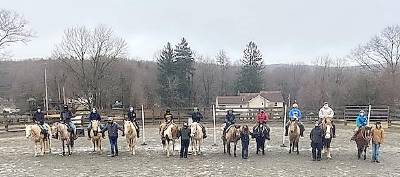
[0,9,34,58]
[53,25,127,107]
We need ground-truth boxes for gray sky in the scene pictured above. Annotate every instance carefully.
[2,0,400,64]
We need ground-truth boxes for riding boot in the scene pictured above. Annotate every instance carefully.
[202,126,207,138]
[285,125,288,136]
[136,128,140,138]
[102,132,105,138]
[300,124,305,137]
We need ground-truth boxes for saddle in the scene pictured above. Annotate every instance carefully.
[37,124,48,136]
[64,122,73,133]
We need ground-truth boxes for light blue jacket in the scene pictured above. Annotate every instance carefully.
[356,114,367,128]
[289,108,302,121]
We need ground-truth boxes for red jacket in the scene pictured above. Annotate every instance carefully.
[256,112,269,123]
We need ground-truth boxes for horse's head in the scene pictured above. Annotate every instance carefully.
[25,125,32,138]
[51,122,59,138]
[289,119,298,133]
[234,125,241,137]
[190,122,198,137]
[91,120,99,135]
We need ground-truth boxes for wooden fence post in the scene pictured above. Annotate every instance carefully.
[152,108,155,125]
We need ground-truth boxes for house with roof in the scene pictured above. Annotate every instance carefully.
[215,91,284,118]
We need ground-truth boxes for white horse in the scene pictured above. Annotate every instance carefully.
[160,123,179,157]
[89,120,103,153]
[190,122,203,155]
[25,124,51,156]
[124,120,137,155]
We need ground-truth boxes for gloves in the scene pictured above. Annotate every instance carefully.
[122,133,125,137]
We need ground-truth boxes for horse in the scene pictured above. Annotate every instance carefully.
[25,124,51,156]
[160,122,179,157]
[321,118,333,159]
[355,126,372,160]
[89,120,102,153]
[124,120,137,155]
[51,122,74,156]
[190,122,203,155]
[288,119,300,154]
[222,124,241,157]
[252,123,269,155]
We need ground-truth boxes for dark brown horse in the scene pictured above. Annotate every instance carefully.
[355,126,372,160]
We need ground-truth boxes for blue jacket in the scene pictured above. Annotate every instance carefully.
[88,112,101,121]
[33,111,45,124]
[289,108,302,121]
[225,113,235,125]
[60,110,73,123]
[356,115,367,128]
[192,112,203,123]
[101,122,124,137]
[127,111,137,122]
[180,127,191,141]
[240,132,250,145]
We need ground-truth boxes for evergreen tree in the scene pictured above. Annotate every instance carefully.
[157,42,178,106]
[216,50,230,96]
[174,38,195,106]
[236,41,264,93]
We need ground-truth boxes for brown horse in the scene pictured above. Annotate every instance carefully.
[25,124,51,156]
[222,124,241,157]
[51,122,74,156]
[160,122,179,157]
[89,120,102,153]
[321,118,333,159]
[289,119,300,154]
[355,126,372,160]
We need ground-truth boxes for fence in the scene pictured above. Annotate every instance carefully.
[344,105,390,126]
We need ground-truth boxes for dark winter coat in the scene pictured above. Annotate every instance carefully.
[240,132,250,145]
[310,126,323,144]
[225,113,236,125]
[180,127,191,141]
[102,122,124,137]
[60,110,73,123]
[127,111,137,122]
[33,111,45,124]
[88,112,101,121]
[191,112,203,122]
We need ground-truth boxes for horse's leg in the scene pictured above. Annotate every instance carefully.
[289,142,292,154]
[62,141,65,156]
[34,142,38,157]
[262,139,265,155]
[256,140,259,154]
[223,140,226,154]
[363,146,367,160]
[227,143,231,155]
[48,135,52,153]
[166,141,170,157]
[357,147,361,160]
[233,142,237,157]
[296,141,299,155]
[99,139,102,154]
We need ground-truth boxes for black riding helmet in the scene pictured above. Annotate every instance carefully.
[166,109,171,113]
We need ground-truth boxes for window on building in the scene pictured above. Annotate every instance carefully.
[274,102,278,107]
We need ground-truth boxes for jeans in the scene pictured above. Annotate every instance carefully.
[242,141,249,159]
[180,139,190,158]
[311,142,322,160]
[66,122,76,134]
[372,143,381,161]
[109,136,118,155]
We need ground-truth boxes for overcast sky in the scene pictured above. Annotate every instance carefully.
[2,0,400,64]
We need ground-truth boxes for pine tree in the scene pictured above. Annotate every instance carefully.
[174,38,195,106]
[236,41,264,93]
[157,42,178,106]
[216,50,230,96]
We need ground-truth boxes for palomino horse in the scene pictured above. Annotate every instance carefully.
[51,122,74,156]
[190,122,203,155]
[222,124,241,157]
[252,124,269,155]
[160,122,179,157]
[321,118,333,159]
[89,120,102,153]
[355,126,372,160]
[124,120,137,155]
[289,119,300,154]
[25,124,51,156]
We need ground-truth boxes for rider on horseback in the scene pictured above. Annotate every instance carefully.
[351,110,367,141]
[60,105,77,139]
[32,107,49,135]
[87,107,104,139]
[127,106,140,138]
[285,103,305,137]
[253,109,270,140]
[161,109,174,136]
[191,107,207,138]
[318,102,336,138]
[223,110,236,137]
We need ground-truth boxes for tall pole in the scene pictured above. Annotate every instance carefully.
[212,104,217,146]
[44,64,49,117]
[62,86,66,105]
[367,104,372,126]
[141,104,147,145]
[281,104,288,147]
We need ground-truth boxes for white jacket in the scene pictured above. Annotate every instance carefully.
[319,107,334,119]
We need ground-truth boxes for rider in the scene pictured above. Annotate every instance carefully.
[161,109,174,136]
[351,110,367,141]
[87,107,104,139]
[285,102,305,137]
[253,109,270,140]
[318,102,336,138]
[32,107,49,135]
[191,107,207,138]
[223,110,236,136]
[127,106,140,138]
[60,105,77,139]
